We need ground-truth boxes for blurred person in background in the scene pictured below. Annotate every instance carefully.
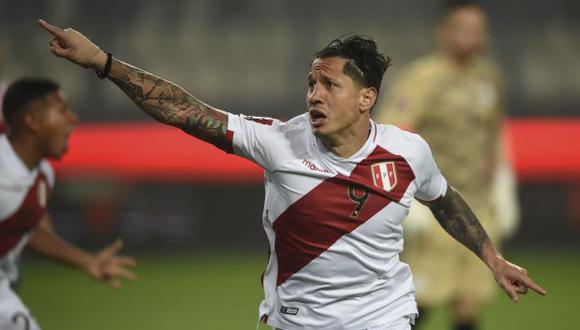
[39,18,544,330]
[375,1,520,329]
[0,78,137,330]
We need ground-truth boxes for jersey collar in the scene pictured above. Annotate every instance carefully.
[314,119,378,164]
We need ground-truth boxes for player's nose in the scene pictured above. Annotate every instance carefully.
[308,84,324,105]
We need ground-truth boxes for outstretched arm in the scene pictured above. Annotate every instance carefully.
[106,60,229,149]
[28,214,137,288]
[426,186,546,302]
[38,19,229,149]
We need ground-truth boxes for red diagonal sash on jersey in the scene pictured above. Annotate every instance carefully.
[273,146,415,286]
[0,174,50,256]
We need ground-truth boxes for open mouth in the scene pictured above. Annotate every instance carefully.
[309,109,327,128]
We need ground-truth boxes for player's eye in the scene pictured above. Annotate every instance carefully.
[321,77,337,88]
[327,81,338,88]
[307,80,315,90]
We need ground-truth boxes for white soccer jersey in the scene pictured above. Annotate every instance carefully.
[0,134,54,284]
[227,113,447,330]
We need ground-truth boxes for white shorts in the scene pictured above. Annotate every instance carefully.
[0,280,41,330]
[365,315,415,330]
[273,314,415,330]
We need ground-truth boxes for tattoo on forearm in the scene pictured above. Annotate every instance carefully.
[429,187,490,258]
[107,59,229,149]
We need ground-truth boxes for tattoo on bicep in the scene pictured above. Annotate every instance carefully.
[108,60,228,146]
[429,187,490,257]
[181,101,228,148]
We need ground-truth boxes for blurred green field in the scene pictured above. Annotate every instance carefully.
[19,249,579,330]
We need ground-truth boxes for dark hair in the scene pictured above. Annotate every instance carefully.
[2,78,60,125]
[314,35,392,93]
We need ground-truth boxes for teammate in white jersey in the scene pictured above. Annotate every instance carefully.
[39,20,546,330]
[0,78,137,330]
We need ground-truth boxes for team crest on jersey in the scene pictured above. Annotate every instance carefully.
[371,161,398,192]
[37,180,47,208]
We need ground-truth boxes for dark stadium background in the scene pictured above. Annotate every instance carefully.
[1,0,578,329]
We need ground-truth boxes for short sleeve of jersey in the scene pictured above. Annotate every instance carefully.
[414,136,447,202]
[227,113,284,171]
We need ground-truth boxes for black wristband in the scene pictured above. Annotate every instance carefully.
[96,52,112,79]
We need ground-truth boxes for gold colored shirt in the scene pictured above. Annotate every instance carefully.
[376,54,504,212]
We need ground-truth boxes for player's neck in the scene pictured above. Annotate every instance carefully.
[320,120,371,159]
[7,134,43,171]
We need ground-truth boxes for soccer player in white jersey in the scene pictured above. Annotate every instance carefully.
[0,78,137,330]
[39,20,546,330]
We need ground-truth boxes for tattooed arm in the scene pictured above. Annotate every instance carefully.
[425,185,546,302]
[107,60,229,148]
[428,186,492,261]
[38,19,229,148]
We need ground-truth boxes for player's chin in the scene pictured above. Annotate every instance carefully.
[311,126,327,138]
[310,122,329,137]
[50,145,69,159]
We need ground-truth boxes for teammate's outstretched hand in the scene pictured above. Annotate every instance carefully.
[86,239,137,289]
[491,256,546,302]
[38,19,106,70]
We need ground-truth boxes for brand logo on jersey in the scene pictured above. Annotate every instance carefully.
[371,161,397,192]
[302,159,330,173]
[37,180,47,208]
[280,306,299,315]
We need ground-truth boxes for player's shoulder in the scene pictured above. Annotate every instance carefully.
[473,56,503,83]
[236,114,279,126]
[376,123,426,146]
[234,113,307,130]
[401,54,443,80]
[265,113,311,138]
[375,123,432,159]
[281,113,309,128]
[411,54,440,69]
[0,134,14,184]
[0,135,55,188]
[277,113,312,145]
[232,113,311,151]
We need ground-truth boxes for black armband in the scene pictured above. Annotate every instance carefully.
[96,52,113,79]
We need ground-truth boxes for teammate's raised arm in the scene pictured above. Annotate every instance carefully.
[38,19,230,150]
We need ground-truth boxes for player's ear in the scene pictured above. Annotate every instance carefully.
[22,106,44,133]
[359,87,377,113]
